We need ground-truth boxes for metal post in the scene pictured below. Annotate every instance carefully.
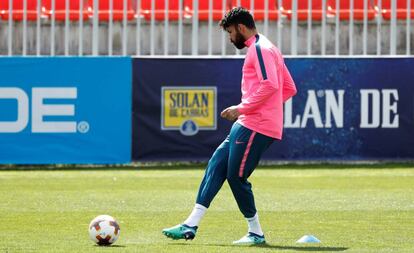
[291,0,297,55]
[123,0,128,56]
[51,0,56,56]
[349,0,354,55]
[109,0,113,55]
[150,0,155,55]
[277,0,282,49]
[307,0,312,55]
[321,0,326,55]
[92,0,99,56]
[79,0,84,56]
[23,0,27,56]
[208,0,213,55]
[178,0,183,55]
[65,0,70,56]
[376,0,382,55]
[164,0,169,55]
[250,0,255,18]
[36,0,41,56]
[8,0,13,56]
[407,0,411,55]
[390,0,397,55]
[136,0,141,55]
[335,0,340,55]
[221,0,226,55]
[192,0,199,55]
[363,0,368,55]
[264,0,269,36]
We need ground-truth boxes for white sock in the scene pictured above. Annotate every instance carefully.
[246,213,264,236]
[183,204,207,227]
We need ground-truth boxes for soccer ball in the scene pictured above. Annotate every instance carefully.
[88,215,120,246]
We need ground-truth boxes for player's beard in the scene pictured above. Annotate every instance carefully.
[231,29,246,49]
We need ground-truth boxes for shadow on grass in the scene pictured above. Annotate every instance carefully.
[94,244,126,248]
[170,242,348,251]
[253,244,348,251]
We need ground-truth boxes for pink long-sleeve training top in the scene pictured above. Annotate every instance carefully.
[236,33,297,140]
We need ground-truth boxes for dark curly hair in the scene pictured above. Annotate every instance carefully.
[219,7,256,30]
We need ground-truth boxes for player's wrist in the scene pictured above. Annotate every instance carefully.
[236,105,247,114]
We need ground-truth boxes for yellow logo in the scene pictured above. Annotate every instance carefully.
[162,87,217,135]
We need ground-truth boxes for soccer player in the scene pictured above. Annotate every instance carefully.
[162,7,297,245]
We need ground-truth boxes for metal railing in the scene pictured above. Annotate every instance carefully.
[0,0,412,56]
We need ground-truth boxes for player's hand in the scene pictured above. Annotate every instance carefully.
[220,106,241,121]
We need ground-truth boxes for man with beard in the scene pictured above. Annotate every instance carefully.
[162,7,297,245]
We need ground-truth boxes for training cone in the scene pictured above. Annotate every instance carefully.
[296,235,321,243]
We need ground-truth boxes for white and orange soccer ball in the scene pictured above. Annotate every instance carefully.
[88,215,120,246]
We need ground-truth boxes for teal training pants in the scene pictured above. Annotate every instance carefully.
[196,122,275,218]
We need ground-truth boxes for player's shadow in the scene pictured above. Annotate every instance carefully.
[253,244,348,251]
[171,242,348,251]
[94,245,126,248]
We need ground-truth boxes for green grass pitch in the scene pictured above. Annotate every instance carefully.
[0,165,413,252]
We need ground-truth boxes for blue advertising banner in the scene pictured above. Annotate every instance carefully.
[132,57,414,161]
[0,57,131,164]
